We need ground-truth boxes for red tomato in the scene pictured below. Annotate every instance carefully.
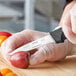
[0,72,2,76]
[0,31,12,37]
[0,36,8,46]
[9,51,29,69]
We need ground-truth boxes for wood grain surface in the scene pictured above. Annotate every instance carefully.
[0,49,76,76]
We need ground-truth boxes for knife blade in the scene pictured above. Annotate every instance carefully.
[10,34,55,55]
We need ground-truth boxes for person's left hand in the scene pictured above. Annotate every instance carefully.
[59,1,76,44]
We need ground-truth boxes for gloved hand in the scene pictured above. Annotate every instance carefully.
[1,29,73,66]
[59,1,76,44]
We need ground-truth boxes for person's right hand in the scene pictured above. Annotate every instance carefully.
[1,29,73,67]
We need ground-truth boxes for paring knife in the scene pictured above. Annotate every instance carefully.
[10,26,66,55]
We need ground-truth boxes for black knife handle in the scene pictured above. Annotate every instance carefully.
[50,28,66,43]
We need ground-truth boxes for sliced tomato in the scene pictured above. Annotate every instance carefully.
[0,72,2,76]
[0,31,12,37]
[0,68,12,76]
[0,36,8,46]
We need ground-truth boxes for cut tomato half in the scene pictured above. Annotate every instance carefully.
[0,31,12,37]
[0,36,8,46]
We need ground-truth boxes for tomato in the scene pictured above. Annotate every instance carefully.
[0,68,12,76]
[9,51,29,69]
[0,31,12,37]
[0,36,8,46]
[5,72,17,76]
[0,72,2,76]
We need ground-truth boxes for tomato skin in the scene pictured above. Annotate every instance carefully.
[9,51,29,69]
[0,31,12,37]
[0,72,2,76]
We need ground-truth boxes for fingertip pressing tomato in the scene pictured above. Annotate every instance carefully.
[5,72,17,76]
[9,51,29,69]
[0,68,12,76]
[0,31,12,46]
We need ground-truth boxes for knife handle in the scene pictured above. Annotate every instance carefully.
[50,27,66,43]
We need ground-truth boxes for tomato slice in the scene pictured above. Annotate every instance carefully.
[0,31,12,37]
[0,72,2,76]
[0,36,8,46]
[0,68,12,76]
[5,72,17,76]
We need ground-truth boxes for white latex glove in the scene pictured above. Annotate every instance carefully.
[60,1,76,44]
[1,29,73,66]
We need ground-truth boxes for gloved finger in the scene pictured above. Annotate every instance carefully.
[1,29,34,58]
[70,4,76,33]
[29,43,52,65]
[47,40,72,62]
[29,48,46,65]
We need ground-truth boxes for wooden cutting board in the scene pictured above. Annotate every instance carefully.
[0,49,76,76]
